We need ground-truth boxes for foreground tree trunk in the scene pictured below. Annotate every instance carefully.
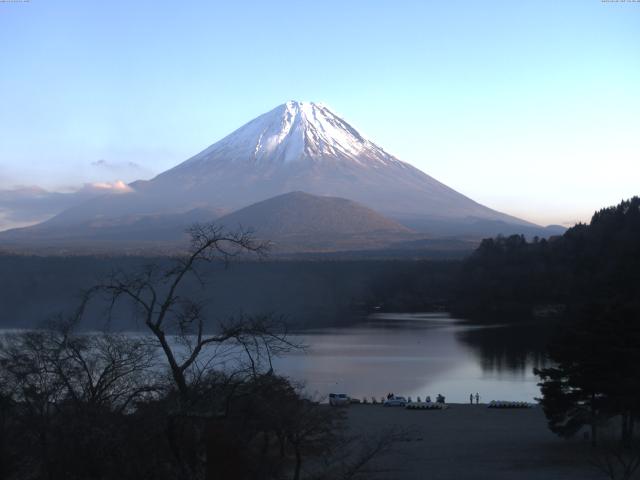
[293,446,302,480]
[96,223,271,402]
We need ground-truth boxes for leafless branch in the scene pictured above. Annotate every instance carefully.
[88,222,287,402]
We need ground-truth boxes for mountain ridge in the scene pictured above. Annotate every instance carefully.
[215,191,415,252]
[0,100,556,252]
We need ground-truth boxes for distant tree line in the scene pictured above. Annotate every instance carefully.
[452,197,640,321]
[0,254,460,331]
[452,233,568,320]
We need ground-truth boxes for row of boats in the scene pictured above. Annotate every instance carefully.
[330,394,533,409]
[487,400,533,409]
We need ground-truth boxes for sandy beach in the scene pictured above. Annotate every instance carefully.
[345,404,602,480]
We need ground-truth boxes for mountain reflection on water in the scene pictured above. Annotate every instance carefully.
[273,313,551,403]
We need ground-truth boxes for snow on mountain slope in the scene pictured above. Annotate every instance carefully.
[141,101,533,226]
[5,101,537,242]
[176,101,404,168]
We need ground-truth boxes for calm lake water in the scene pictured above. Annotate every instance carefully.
[272,313,549,403]
[0,312,550,404]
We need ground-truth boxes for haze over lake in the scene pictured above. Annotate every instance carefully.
[274,313,547,403]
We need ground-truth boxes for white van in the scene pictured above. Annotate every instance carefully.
[329,393,350,406]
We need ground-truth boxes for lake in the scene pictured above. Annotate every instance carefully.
[0,312,550,404]
[273,312,549,403]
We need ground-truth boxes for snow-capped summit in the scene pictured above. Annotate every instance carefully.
[148,101,529,225]
[171,101,405,171]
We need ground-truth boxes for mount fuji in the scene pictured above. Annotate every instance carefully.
[0,101,558,253]
[147,100,530,222]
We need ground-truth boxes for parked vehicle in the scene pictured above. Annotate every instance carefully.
[329,393,350,406]
[383,396,407,407]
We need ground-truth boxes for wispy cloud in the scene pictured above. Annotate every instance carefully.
[90,159,152,178]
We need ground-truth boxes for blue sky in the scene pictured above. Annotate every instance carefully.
[0,0,638,225]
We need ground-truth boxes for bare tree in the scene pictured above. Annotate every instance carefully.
[284,399,339,480]
[51,321,159,413]
[92,223,301,401]
[0,329,67,478]
[0,317,161,480]
[316,426,408,480]
[591,434,640,480]
[85,223,307,480]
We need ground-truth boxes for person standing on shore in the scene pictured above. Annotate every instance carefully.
[470,393,474,404]
[475,392,480,404]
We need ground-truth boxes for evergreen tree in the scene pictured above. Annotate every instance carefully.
[536,301,640,446]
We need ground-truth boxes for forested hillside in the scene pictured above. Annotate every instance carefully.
[453,197,640,320]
